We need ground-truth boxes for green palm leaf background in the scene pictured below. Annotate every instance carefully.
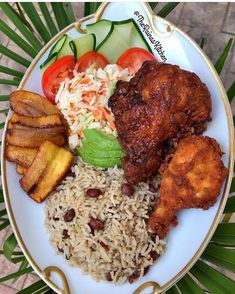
[0,2,234,293]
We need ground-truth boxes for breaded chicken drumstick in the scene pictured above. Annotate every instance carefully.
[148,135,228,239]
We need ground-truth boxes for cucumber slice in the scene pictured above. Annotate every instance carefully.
[40,52,58,71]
[57,35,73,58]
[97,18,152,63]
[49,34,67,56]
[49,34,73,59]
[83,129,121,150]
[69,34,96,62]
[113,19,134,46]
[130,19,152,53]
[77,147,122,168]
[86,19,113,49]
[97,25,129,63]
[81,140,124,158]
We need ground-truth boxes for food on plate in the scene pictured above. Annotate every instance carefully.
[41,17,153,102]
[70,34,96,62]
[6,89,69,199]
[116,47,156,75]
[5,145,38,168]
[109,61,212,184]
[76,51,109,72]
[76,129,124,168]
[20,141,74,203]
[10,113,63,128]
[6,125,66,148]
[45,158,165,283]
[96,19,152,63]
[41,19,152,72]
[6,93,66,148]
[42,55,75,103]
[16,165,27,175]
[10,90,61,117]
[55,63,131,149]
[4,16,229,286]
[148,135,228,238]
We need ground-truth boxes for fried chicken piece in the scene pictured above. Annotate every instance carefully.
[148,135,228,239]
[109,61,212,184]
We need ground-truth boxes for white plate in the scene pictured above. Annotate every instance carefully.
[1,2,234,294]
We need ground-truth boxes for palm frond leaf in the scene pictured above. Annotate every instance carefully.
[177,273,204,294]
[0,19,37,58]
[0,122,6,129]
[3,233,18,262]
[0,189,4,203]
[62,3,76,23]
[227,81,235,102]
[17,279,49,294]
[230,177,235,193]
[214,38,234,75]
[0,65,24,78]
[15,258,29,282]
[157,3,180,18]
[210,223,235,247]
[0,95,10,101]
[166,285,180,293]
[0,208,7,217]
[0,109,9,115]
[190,260,235,294]
[0,267,33,284]
[51,3,73,31]
[15,2,37,36]
[0,44,31,67]
[148,3,159,11]
[224,196,235,213]
[202,244,235,272]
[0,3,42,52]
[0,219,10,231]
[200,37,206,49]
[0,79,20,86]
[84,2,101,17]
[38,3,58,37]
[20,3,51,43]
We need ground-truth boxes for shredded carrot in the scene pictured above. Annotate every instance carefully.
[82,96,93,103]
[99,106,116,130]
[79,76,91,84]
[91,109,102,121]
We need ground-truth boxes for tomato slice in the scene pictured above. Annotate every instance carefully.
[76,51,109,72]
[42,55,75,104]
[116,48,157,75]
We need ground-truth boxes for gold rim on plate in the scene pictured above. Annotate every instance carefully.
[1,2,234,294]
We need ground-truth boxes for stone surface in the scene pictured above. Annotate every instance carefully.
[154,2,184,25]
[72,2,85,20]
[223,3,235,35]
[0,254,27,290]
[22,273,40,289]
[178,2,228,29]
[0,284,16,294]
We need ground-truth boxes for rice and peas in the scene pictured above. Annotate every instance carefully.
[45,64,166,283]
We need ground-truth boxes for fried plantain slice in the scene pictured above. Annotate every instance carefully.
[20,141,74,203]
[6,127,65,147]
[5,145,38,167]
[10,90,61,117]
[8,122,65,134]
[16,165,28,175]
[10,113,63,128]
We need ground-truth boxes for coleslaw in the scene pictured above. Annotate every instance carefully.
[55,64,131,149]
